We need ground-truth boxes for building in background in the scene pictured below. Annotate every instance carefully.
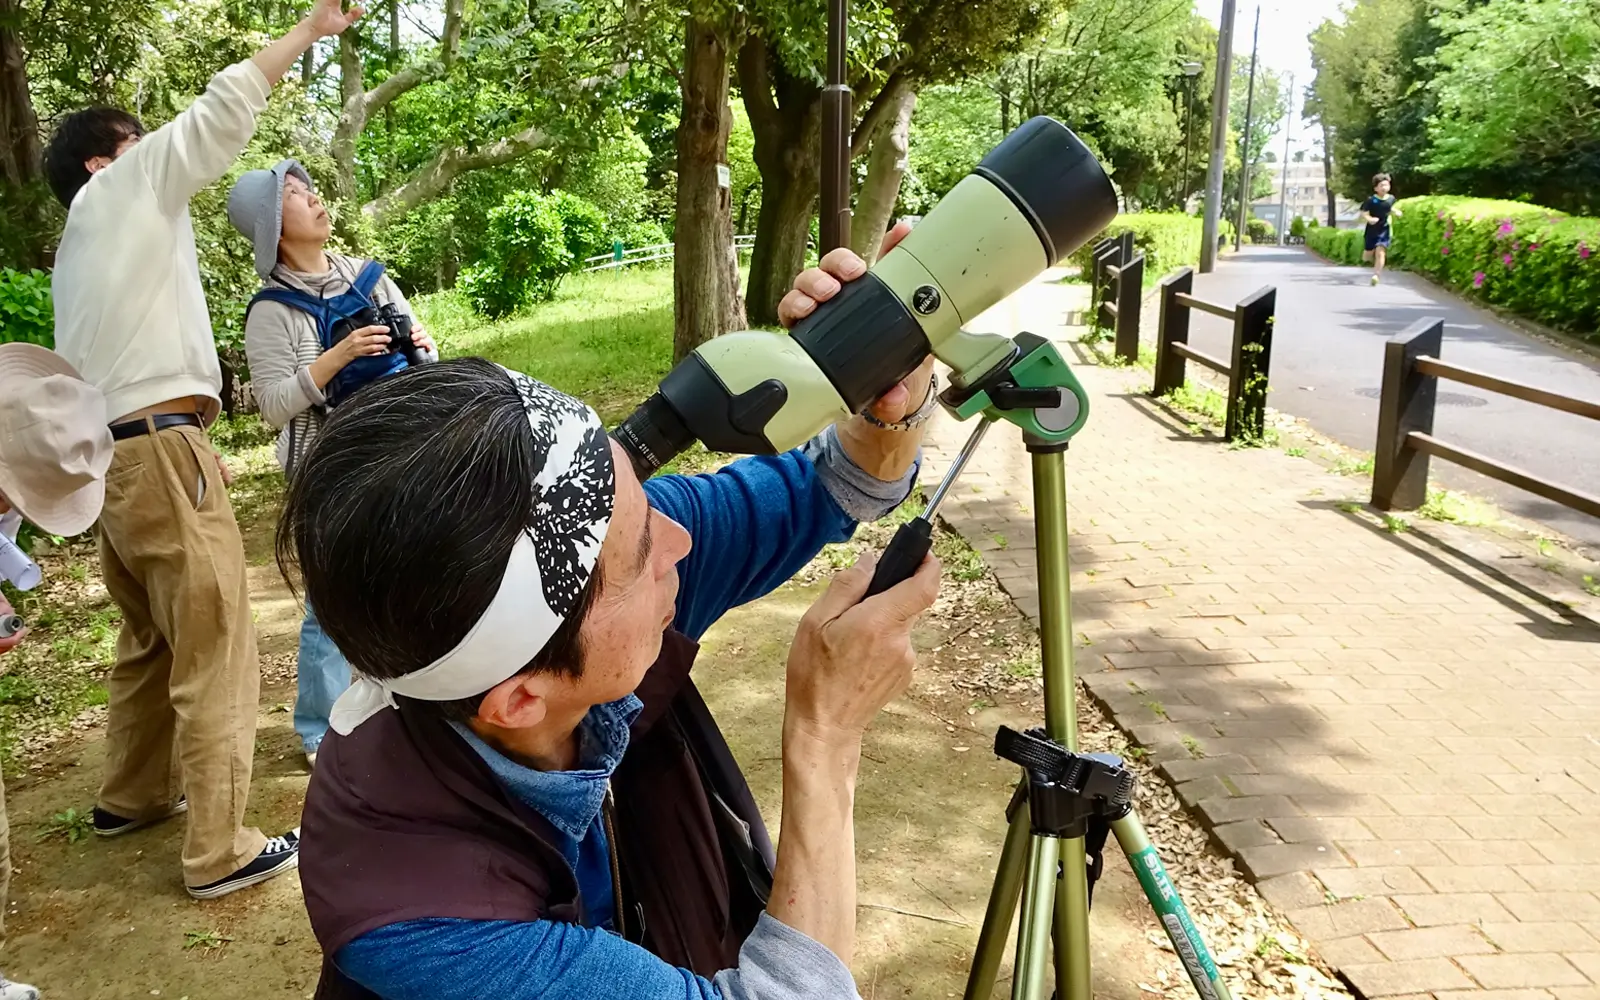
[1251,158,1361,231]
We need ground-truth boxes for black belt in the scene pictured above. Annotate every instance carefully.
[109,413,203,441]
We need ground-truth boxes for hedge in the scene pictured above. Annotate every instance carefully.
[1307,196,1600,340]
[1068,213,1234,286]
[1306,225,1364,265]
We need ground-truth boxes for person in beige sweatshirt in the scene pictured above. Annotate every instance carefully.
[43,0,366,900]
[228,159,436,765]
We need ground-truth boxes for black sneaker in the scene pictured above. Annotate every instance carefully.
[93,797,188,838]
[186,829,300,900]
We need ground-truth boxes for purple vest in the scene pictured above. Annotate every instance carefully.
[300,631,773,997]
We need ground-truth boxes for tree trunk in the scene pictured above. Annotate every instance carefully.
[737,38,820,327]
[332,29,366,204]
[745,165,817,326]
[850,89,915,267]
[1320,122,1337,227]
[673,16,746,362]
[0,0,46,266]
[1001,90,1011,134]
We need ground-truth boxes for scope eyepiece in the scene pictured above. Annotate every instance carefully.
[613,391,694,482]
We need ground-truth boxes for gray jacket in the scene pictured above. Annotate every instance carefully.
[243,253,427,475]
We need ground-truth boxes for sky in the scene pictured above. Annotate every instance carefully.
[1193,0,1348,155]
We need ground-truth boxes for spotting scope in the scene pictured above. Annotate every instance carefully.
[613,116,1118,478]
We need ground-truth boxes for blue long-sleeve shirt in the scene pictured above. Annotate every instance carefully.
[335,436,915,1000]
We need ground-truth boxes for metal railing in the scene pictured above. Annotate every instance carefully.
[1371,317,1600,517]
[1152,266,1277,443]
[1089,233,1145,366]
[583,234,756,272]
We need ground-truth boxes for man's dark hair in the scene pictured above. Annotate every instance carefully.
[1372,172,1391,189]
[43,108,146,207]
[277,357,604,723]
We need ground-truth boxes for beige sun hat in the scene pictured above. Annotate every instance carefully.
[0,343,113,536]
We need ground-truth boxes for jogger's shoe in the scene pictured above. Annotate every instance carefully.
[93,797,187,838]
[0,973,40,999]
[1371,273,1381,285]
[186,829,300,900]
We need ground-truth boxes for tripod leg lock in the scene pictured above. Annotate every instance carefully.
[995,726,1137,837]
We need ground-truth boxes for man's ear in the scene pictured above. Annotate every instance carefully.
[476,672,552,730]
[85,156,113,176]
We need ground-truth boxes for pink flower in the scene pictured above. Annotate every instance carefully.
[1441,246,1451,256]
[1502,253,1514,268]
[1514,241,1522,251]
[1582,243,1593,259]
[1473,271,1486,288]
[1437,210,1446,219]
[1498,221,1515,237]
[1528,243,1539,251]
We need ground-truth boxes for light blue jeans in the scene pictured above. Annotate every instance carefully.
[294,605,351,755]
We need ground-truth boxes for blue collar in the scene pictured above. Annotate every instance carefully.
[450,695,643,842]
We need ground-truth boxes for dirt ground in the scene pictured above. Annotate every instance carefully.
[3,479,1286,1000]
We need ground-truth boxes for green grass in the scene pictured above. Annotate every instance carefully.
[37,807,94,844]
[1334,454,1376,477]
[415,268,675,425]
[1584,575,1600,598]
[1160,381,1227,430]
[1417,487,1498,527]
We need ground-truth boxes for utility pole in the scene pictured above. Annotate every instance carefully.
[1199,0,1237,272]
[1233,6,1261,253]
[1276,71,1295,246]
[820,0,852,254]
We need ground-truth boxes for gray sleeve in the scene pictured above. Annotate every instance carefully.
[245,301,325,430]
[711,914,861,1000]
[801,424,919,522]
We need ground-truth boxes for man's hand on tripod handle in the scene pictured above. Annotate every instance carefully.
[773,551,940,964]
[779,220,938,483]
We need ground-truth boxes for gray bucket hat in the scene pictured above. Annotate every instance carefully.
[227,159,315,279]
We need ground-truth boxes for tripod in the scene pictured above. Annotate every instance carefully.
[920,334,1232,1000]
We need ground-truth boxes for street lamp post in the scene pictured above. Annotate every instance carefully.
[1180,60,1202,210]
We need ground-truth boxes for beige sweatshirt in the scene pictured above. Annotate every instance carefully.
[244,254,419,474]
[53,60,272,426]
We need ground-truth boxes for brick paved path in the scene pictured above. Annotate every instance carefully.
[924,279,1600,1000]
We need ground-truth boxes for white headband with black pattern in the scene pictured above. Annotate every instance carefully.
[328,368,616,735]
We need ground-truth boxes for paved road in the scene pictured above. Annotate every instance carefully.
[1181,246,1600,552]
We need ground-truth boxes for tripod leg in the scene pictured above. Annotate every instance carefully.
[1051,836,1093,1000]
[965,804,1031,1000]
[1012,834,1061,1000]
[1110,810,1233,1000]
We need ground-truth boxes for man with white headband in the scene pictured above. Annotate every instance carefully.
[286,241,942,999]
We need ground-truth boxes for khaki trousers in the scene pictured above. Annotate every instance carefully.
[1,771,9,945]
[96,423,266,887]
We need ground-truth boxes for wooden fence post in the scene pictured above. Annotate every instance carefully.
[1093,243,1122,335]
[1226,286,1276,442]
[1372,318,1444,510]
[1152,267,1192,397]
[1114,252,1144,365]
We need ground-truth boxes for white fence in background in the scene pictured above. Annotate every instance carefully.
[583,234,757,272]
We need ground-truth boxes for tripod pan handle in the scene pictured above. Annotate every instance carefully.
[865,519,933,598]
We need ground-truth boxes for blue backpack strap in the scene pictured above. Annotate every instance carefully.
[246,286,326,320]
[352,260,387,300]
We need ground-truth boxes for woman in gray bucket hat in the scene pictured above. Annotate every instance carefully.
[227,159,436,768]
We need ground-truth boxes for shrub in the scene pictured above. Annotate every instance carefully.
[609,218,669,253]
[1246,217,1276,244]
[550,190,611,265]
[1306,226,1365,265]
[462,191,574,317]
[1288,216,1309,240]
[1390,196,1600,337]
[0,268,53,348]
[1069,214,1209,284]
[1305,196,1600,339]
